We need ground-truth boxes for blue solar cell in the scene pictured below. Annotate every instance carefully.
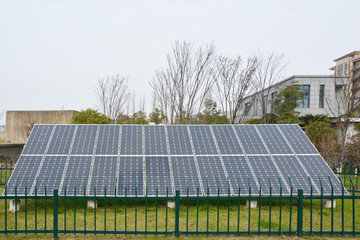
[117,156,143,196]
[257,125,293,154]
[172,156,200,195]
[212,126,242,154]
[273,156,311,194]
[22,125,54,154]
[71,125,98,155]
[145,125,167,155]
[222,156,259,195]
[248,156,289,195]
[145,156,172,196]
[62,156,92,196]
[278,125,318,154]
[5,156,43,195]
[189,126,217,155]
[167,126,192,155]
[47,125,76,155]
[298,155,345,195]
[234,125,267,154]
[36,156,67,195]
[96,125,120,155]
[120,125,143,155]
[89,156,117,196]
[196,156,228,195]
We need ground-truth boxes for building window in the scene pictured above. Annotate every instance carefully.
[338,64,343,75]
[271,92,277,112]
[319,85,324,108]
[297,85,310,108]
[344,62,348,75]
[245,103,250,115]
[264,95,268,112]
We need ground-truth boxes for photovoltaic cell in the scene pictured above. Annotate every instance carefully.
[71,125,98,155]
[171,156,200,195]
[6,156,43,195]
[222,156,259,195]
[298,155,345,195]
[189,126,217,155]
[89,156,117,196]
[96,125,120,155]
[47,125,76,155]
[273,156,310,194]
[145,156,172,196]
[144,125,167,155]
[196,156,228,195]
[278,125,318,154]
[248,156,289,195]
[22,125,54,154]
[167,126,192,155]
[234,125,267,154]
[36,156,67,195]
[62,156,92,196]
[120,125,143,155]
[257,125,293,154]
[212,126,242,154]
[117,156,143,196]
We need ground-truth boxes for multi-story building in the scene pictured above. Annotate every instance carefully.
[329,51,360,76]
[0,125,5,141]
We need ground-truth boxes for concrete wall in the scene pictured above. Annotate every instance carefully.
[0,144,24,165]
[6,110,77,143]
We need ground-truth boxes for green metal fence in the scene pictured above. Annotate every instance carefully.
[0,174,359,239]
[0,157,14,186]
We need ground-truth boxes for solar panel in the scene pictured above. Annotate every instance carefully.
[189,125,218,155]
[167,126,192,155]
[212,125,242,154]
[278,125,318,154]
[117,156,143,196]
[96,125,120,155]
[22,125,54,154]
[196,156,228,195]
[145,156,172,196]
[47,125,76,155]
[234,125,267,154]
[172,156,199,195]
[5,124,347,197]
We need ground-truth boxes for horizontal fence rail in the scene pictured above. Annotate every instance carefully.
[0,174,359,239]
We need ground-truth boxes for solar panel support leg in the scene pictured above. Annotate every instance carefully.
[87,200,98,209]
[323,199,336,209]
[246,200,257,209]
[9,199,21,213]
[167,201,175,209]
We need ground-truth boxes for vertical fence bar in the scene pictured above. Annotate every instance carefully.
[227,177,230,235]
[114,178,117,235]
[339,176,344,236]
[206,177,209,236]
[248,177,251,235]
[308,177,313,235]
[328,176,334,235]
[297,189,303,237]
[268,177,272,235]
[217,177,220,235]
[166,178,169,235]
[186,177,189,235]
[156,176,158,235]
[196,179,199,235]
[125,176,127,235]
[15,178,18,234]
[45,177,48,234]
[35,178,38,234]
[289,177,293,233]
[135,177,138,235]
[278,177,282,235]
[175,189,180,237]
[64,178,67,234]
[94,179,97,235]
[73,180,76,235]
[104,177,107,235]
[145,177,147,234]
[237,176,240,235]
[4,178,7,235]
[350,176,355,236]
[25,178,28,235]
[319,177,323,236]
[258,177,261,235]
[53,189,59,240]
[84,183,86,235]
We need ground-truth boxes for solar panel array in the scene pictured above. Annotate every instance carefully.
[5,124,347,197]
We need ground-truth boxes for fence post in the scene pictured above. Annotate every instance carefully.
[297,189,303,237]
[53,189,58,240]
[175,189,180,237]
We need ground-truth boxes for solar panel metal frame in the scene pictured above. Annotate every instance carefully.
[4,124,348,197]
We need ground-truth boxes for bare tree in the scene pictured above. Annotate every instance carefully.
[326,67,360,169]
[252,51,288,123]
[150,41,216,124]
[213,55,257,124]
[96,75,130,122]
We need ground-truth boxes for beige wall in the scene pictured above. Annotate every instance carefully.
[5,110,77,143]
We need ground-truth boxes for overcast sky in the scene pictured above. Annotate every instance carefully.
[1,0,359,125]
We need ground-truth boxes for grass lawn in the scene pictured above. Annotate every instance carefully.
[0,186,359,239]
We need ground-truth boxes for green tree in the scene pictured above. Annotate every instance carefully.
[244,113,277,124]
[71,109,111,124]
[299,114,329,127]
[117,111,148,124]
[149,108,166,124]
[270,83,304,124]
[196,99,229,124]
